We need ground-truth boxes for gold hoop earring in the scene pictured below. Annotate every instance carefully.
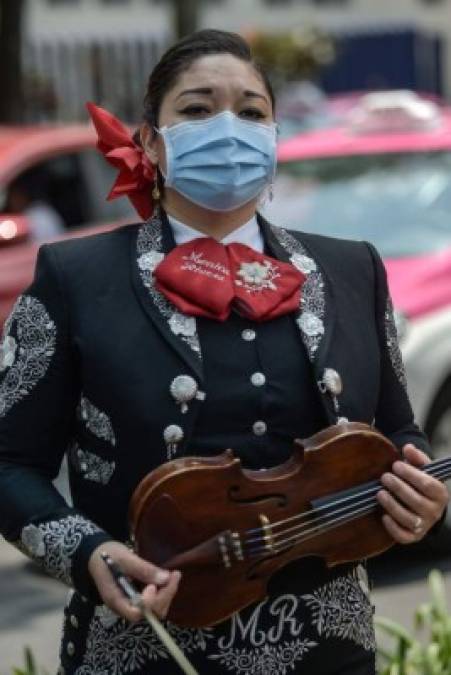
[152,183,161,201]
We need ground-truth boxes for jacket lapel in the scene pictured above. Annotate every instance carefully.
[130,208,204,381]
[259,214,338,420]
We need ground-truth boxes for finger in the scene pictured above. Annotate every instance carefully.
[143,571,181,619]
[120,552,170,588]
[402,444,431,467]
[377,488,424,532]
[382,513,418,545]
[101,585,144,623]
[380,471,435,517]
[390,460,448,503]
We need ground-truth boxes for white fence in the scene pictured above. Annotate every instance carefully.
[22,34,168,124]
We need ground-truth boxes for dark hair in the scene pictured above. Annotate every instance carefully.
[142,29,275,130]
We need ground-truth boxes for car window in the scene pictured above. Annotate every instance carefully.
[4,153,92,231]
[264,151,451,258]
[78,149,134,222]
[3,149,134,236]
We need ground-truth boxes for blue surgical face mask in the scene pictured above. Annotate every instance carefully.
[157,111,277,212]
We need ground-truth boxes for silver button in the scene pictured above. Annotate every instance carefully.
[252,420,267,436]
[321,368,343,396]
[163,424,184,444]
[250,372,266,387]
[242,329,256,342]
[70,614,79,628]
[67,641,75,657]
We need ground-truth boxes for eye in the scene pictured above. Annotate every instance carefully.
[179,105,211,117]
[239,108,267,121]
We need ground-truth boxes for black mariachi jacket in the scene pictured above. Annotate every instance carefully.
[0,209,427,602]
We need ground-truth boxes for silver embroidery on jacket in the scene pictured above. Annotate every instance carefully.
[384,297,407,390]
[271,227,326,359]
[302,567,376,651]
[20,515,101,585]
[136,212,201,354]
[71,443,116,485]
[75,593,318,674]
[0,295,57,418]
[77,396,116,446]
[75,612,212,674]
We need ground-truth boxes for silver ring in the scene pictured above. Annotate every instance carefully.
[413,516,424,534]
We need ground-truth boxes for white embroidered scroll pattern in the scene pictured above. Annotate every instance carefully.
[384,297,407,389]
[71,444,116,485]
[137,213,201,354]
[77,396,116,446]
[302,567,376,651]
[271,227,325,359]
[21,515,102,585]
[0,295,57,417]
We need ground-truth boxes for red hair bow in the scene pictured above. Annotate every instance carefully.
[86,102,155,220]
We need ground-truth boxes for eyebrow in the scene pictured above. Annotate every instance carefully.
[176,87,269,103]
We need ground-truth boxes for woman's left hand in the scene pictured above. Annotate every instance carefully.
[377,444,449,543]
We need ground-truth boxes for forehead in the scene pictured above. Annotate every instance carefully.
[169,53,268,98]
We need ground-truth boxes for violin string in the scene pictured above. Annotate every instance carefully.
[243,457,451,544]
[245,491,377,546]
[246,503,376,559]
[244,460,451,553]
[244,480,381,538]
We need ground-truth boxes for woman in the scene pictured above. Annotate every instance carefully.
[0,29,447,675]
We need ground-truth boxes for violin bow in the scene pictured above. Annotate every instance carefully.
[101,553,199,675]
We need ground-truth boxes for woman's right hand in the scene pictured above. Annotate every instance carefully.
[88,541,181,622]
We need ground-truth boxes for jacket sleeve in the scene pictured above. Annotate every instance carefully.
[366,242,430,454]
[0,244,113,599]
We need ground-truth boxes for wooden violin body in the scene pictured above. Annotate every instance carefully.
[129,422,399,627]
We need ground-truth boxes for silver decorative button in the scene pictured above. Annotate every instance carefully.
[67,641,75,657]
[163,424,184,445]
[252,420,267,436]
[163,424,184,460]
[70,614,79,628]
[242,329,256,342]
[170,374,205,414]
[319,368,343,396]
[250,372,266,387]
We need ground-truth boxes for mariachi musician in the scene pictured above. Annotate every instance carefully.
[0,29,448,675]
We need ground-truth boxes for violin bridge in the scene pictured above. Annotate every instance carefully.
[259,514,275,553]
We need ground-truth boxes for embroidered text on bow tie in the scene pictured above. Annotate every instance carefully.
[154,238,305,322]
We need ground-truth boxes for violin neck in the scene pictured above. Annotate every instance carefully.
[424,456,451,483]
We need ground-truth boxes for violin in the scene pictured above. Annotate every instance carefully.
[129,422,451,628]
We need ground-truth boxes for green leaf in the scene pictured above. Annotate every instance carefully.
[429,571,448,618]
[376,616,416,645]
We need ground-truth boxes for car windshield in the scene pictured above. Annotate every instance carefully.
[264,151,451,258]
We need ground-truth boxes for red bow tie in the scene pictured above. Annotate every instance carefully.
[154,238,305,322]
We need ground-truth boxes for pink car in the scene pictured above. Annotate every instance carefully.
[0,123,133,323]
[265,91,451,540]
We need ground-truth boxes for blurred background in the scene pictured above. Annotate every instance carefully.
[1,0,451,673]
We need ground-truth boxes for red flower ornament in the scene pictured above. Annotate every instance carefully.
[86,102,155,220]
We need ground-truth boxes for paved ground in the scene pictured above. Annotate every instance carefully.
[1,539,451,674]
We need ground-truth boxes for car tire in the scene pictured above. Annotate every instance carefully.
[424,381,451,550]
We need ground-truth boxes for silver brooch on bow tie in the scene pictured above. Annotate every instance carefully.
[235,261,280,293]
[170,374,206,414]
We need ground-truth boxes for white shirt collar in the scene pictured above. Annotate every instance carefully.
[167,213,264,253]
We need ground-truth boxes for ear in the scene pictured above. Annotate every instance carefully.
[140,123,159,165]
